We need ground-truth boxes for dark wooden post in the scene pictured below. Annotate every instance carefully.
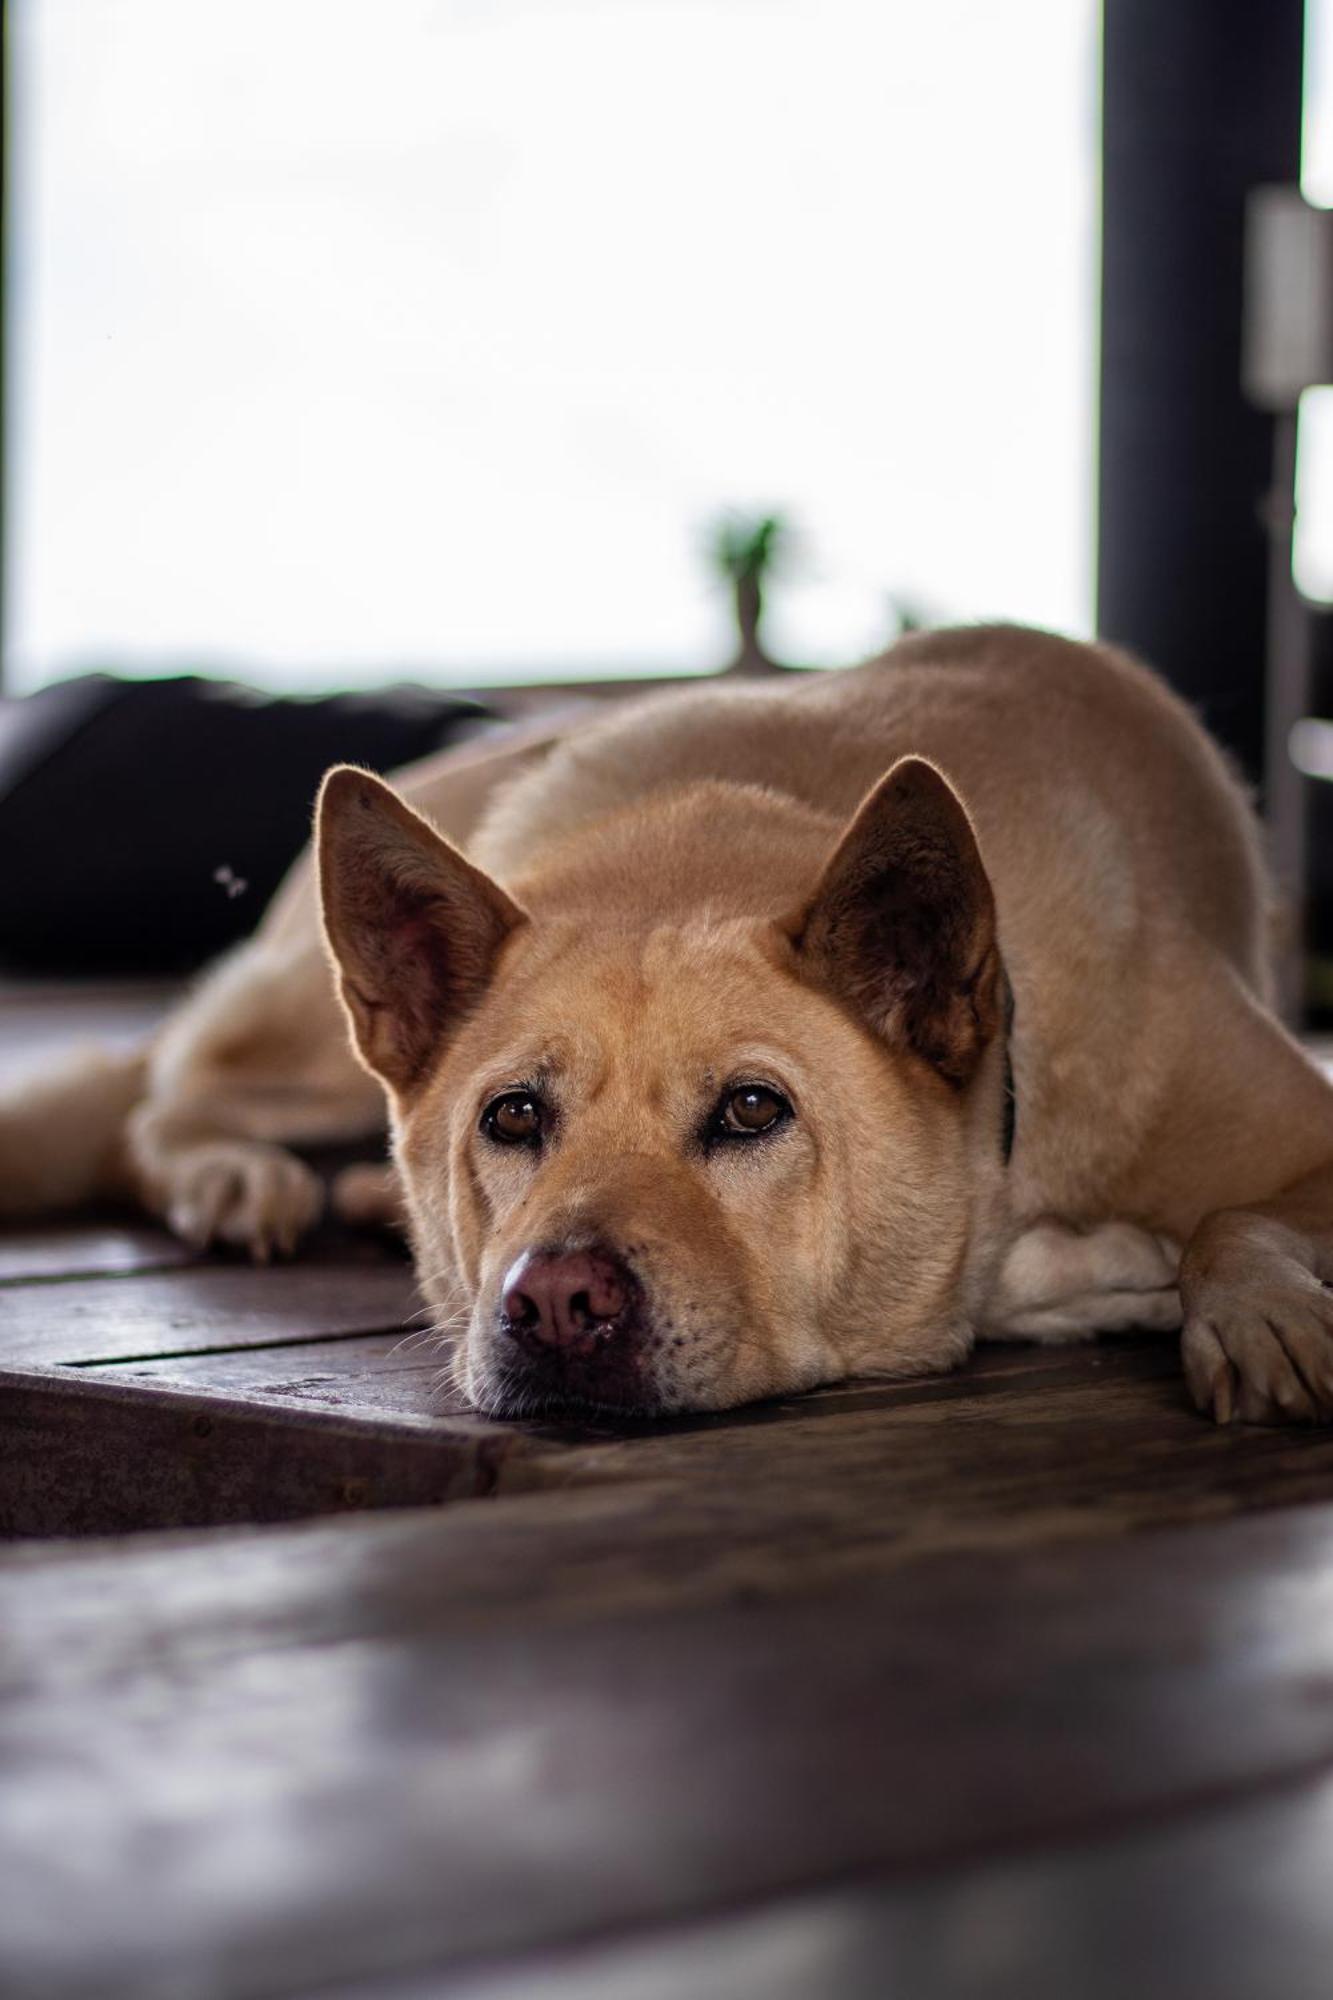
[1097,0,1306,787]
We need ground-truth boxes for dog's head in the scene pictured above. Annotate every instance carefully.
[317,759,1009,1417]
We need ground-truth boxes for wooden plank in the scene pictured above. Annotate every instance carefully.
[6,1501,1333,1997]
[99,1331,1333,1544]
[77,1328,1113,1429]
[352,1774,1333,2000]
[0,1337,1115,1537]
[530,1341,1333,1560]
[0,1219,196,1284]
[0,1366,541,1534]
[79,1327,465,1415]
[0,1261,418,1368]
[9,1328,1330,1546]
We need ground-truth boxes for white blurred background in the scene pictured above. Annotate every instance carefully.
[5,0,1101,689]
[6,0,1331,693]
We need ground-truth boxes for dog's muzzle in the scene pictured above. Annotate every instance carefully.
[494,1242,652,1410]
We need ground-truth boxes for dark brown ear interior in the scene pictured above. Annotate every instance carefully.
[317,766,526,1095]
[786,757,1001,1085]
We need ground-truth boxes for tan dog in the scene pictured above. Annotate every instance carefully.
[5,625,1333,1425]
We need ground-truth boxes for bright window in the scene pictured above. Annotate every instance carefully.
[5,0,1099,690]
[1296,0,1333,605]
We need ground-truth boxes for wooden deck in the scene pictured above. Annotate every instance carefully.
[5,984,1333,1997]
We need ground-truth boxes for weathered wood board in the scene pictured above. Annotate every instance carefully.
[5,1500,1333,1998]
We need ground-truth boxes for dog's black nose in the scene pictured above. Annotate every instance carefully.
[500,1245,638,1358]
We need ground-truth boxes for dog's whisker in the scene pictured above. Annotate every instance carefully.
[387,1324,449,1359]
[414,1265,466,1293]
[427,1305,470,1334]
[429,1354,469,1399]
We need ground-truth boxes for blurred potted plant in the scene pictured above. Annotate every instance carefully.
[707,511,794,676]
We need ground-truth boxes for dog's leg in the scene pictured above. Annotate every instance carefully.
[986,1219,1182,1342]
[1181,1169,1333,1424]
[1168,973,1333,1424]
[0,1044,148,1217]
[125,932,382,1257]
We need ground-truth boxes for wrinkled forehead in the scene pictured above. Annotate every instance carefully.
[444,920,820,1097]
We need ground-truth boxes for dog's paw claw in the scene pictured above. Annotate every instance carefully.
[159,1143,323,1258]
[1183,1261,1333,1426]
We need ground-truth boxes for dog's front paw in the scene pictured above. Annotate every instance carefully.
[161,1141,324,1260]
[1182,1257,1333,1425]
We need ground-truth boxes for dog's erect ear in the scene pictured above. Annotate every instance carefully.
[786,757,1001,1085]
[317,767,527,1095]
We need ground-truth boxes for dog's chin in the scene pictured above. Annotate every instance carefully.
[464,1356,670,1423]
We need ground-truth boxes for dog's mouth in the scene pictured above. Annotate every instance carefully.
[469,1355,667,1424]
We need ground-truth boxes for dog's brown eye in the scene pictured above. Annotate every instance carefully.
[482,1091,544,1146]
[715,1084,791,1138]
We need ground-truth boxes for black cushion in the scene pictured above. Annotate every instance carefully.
[0,674,491,973]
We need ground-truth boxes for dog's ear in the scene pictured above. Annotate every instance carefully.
[317,766,526,1095]
[785,757,1001,1085]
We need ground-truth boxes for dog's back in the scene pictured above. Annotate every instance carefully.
[465,623,1270,998]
